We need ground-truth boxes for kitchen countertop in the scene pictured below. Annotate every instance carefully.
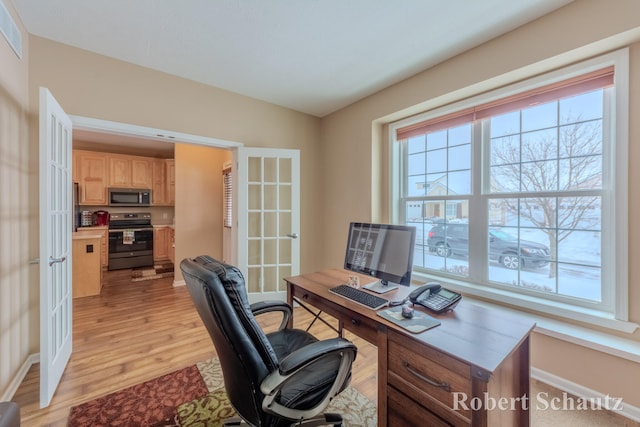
[72,232,103,240]
[76,225,108,230]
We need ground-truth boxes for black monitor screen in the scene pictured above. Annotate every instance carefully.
[344,222,416,287]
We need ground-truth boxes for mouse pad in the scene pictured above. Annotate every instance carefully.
[377,307,441,333]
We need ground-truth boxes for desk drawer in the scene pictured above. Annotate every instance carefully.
[388,386,457,427]
[387,330,472,424]
[341,309,379,344]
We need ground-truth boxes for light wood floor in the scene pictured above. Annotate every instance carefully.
[12,269,638,426]
[12,270,377,427]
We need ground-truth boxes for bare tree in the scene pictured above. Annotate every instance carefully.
[490,116,601,278]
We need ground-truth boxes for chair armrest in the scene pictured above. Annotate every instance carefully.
[260,338,357,421]
[250,301,292,330]
[278,338,356,376]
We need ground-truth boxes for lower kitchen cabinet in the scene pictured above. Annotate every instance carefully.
[75,226,108,270]
[168,227,175,265]
[154,226,171,261]
[72,234,102,298]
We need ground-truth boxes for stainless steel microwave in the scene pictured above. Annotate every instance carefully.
[108,188,151,207]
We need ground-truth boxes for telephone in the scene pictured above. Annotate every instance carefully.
[409,282,462,313]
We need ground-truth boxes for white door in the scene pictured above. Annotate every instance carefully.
[235,148,300,302]
[39,88,73,408]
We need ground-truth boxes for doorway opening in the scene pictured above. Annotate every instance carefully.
[70,115,242,288]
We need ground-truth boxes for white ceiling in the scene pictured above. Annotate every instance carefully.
[12,0,572,118]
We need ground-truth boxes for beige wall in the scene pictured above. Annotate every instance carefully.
[320,0,640,407]
[0,23,323,398]
[0,0,31,398]
[24,32,325,332]
[26,35,323,277]
[173,143,231,281]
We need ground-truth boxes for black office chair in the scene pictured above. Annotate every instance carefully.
[180,256,358,427]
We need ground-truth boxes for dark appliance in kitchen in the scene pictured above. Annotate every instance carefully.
[108,188,151,207]
[73,182,80,231]
[108,212,154,270]
[93,210,110,226]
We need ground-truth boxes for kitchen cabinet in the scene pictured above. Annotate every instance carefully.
[109,155,152,188]
[108,156,130,187]
[74,149,172,204]
[98,228,108,268]
[72,234,102,298]
[75,226,108,269]
[152,159,167,205]
[154,226,171,261]
[76,150,108,205]
[132,157,153,188]
[168,227,175,265]
[166,159,175,206]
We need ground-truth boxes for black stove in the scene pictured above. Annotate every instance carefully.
[108,212,153,230]
[107,212,154,270]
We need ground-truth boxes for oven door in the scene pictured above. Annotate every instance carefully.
[108,228,154,270]
[109,228,153,253]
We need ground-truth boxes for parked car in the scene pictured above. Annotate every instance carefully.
[426,223,550,269]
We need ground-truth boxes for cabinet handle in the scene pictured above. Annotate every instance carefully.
[351,318,359,326]
[402,361,451,392]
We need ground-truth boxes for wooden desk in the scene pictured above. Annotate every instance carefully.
[285,269,535,427]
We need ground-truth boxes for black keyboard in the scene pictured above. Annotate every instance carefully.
[329,284,389,310]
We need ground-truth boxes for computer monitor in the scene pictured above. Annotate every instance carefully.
[344,222,416,294]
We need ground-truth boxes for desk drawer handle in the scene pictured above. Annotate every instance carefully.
[351,318,359,326]
[403,361,451,392]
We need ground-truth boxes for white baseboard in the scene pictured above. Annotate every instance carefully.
[172,279,185,287]
[532,367,640,422]
[2,353,39,401]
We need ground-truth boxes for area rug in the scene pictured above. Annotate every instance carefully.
[68,357,377,427]
[131,263,175,282]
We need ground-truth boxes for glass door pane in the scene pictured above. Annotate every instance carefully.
[236,148,300,300]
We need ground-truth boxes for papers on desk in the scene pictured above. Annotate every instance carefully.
[377,307,441,333]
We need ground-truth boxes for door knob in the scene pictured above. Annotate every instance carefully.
[286,233,299,239]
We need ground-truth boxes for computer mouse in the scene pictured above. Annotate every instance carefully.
[401,304,414,319]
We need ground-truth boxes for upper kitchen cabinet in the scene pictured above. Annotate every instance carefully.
[166,159,175,206]
[74,149,173,205]
[109,155,152,189]
[151,159,175,206]
[152,159,167,205]
[76,150,108,205]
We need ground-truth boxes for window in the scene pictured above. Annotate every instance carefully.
[391,51,629,322]
[223,163,232,228]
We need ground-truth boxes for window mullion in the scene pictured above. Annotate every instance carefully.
[469,120,488,281]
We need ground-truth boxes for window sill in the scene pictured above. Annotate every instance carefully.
[412,272,640,362]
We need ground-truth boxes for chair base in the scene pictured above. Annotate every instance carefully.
[223,413,343,427]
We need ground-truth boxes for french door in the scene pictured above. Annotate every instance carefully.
[39,88,73,407]
[235,148,300,302]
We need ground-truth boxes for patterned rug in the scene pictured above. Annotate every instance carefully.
[68,357,377,426]
[131,263,175,282]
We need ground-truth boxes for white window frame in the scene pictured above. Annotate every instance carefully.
[390,49,633,332]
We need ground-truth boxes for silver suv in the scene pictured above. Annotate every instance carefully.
[426,223,550,269]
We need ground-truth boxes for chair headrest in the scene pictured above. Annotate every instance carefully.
[184,255,279,370]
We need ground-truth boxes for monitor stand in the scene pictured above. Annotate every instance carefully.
[363,280,398,294]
